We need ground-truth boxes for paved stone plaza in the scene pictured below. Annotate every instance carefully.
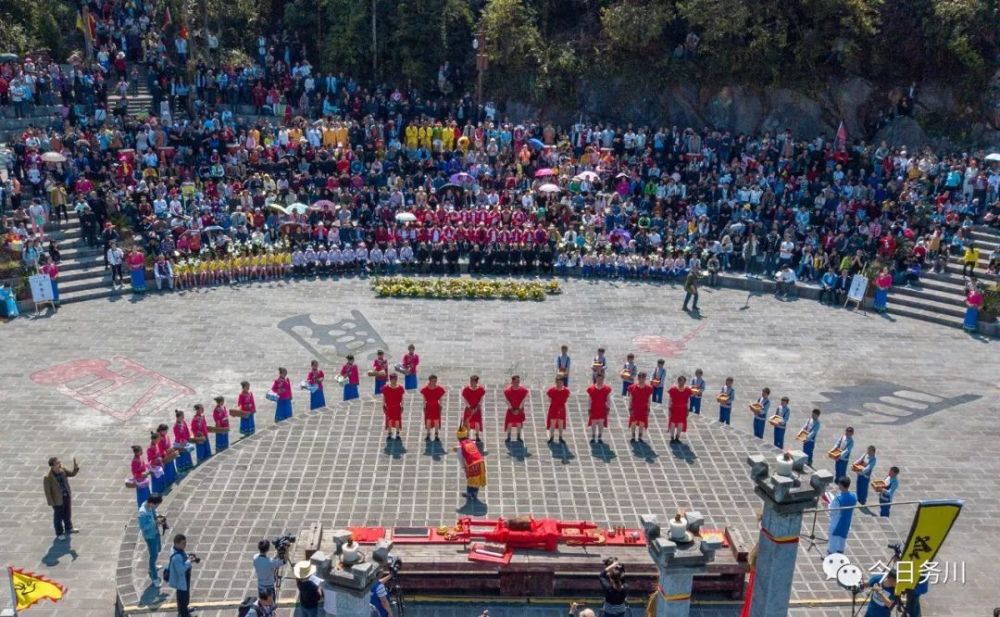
[0,277,997,616]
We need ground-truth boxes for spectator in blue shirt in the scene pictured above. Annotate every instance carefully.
[168,534,197,617]
[137,494,163,588]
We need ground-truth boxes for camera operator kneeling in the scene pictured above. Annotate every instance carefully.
[243,589,277,617]
[599,557,629,616]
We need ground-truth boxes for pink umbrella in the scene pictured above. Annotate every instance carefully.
[311,200,335,210]
[535,168,555,177]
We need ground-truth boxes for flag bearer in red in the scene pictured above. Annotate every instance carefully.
[546,376,571,443]
[461,375,487,441]
[381,373,405,441]
[454,426,486,503]
[586,374,612,443]
[420,374,446,442]
[627,372,654,443]
[503,375,530,443]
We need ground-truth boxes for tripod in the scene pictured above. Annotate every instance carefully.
[802,508,828,553]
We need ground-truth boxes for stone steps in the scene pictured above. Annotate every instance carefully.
[887,303,967,330]
[892,284,966,306]
[888,293,967,319]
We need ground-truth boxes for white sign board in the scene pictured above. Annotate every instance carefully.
[847,274,868,303]
[28,274,54,304]
[160,101,172,126]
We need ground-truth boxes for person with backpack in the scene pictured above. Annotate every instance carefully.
[241,589,277,617]
[166,534,198,617]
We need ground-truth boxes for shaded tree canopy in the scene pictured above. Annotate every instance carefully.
[3,0,997,106]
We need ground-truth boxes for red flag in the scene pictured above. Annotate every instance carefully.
[836,121,847,150]
[163,5,172,27]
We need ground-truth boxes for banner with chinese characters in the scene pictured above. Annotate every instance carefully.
[895,499,963,594]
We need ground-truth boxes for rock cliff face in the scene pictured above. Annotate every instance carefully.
[519,71,1000,148]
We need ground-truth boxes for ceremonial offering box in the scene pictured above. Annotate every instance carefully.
[298,520,747,600]
[827,447,843,460]
[795,429,809,442]
[367,370,377,377]
[192,435,206,444]
[619,370,632,380]
[163,450,179,462]
[768,415,784,427]
[592,362,604,369]
[125,478,137,489]
[690,387,702,397]
[300,380,319,393]
[334,374,347,385]
[716,393,730,404]
[651,379,661,387]
[265,391,279,402]
[851,462,865,473]
[229,408,248,418]
[872,480,887,492]
[208,425,230,433]
[394,363,407,374]
[749,402,763,414]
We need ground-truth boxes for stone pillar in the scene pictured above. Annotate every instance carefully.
[639,510,722,617]
[312,535,396,617]
[746,451,834,617]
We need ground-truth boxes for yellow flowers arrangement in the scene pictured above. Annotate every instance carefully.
[372,277,560,302]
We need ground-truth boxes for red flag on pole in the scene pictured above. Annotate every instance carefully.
[836,121,847,150]
[163,5,172,28]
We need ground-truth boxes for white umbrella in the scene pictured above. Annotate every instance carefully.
[286,202,309,215]
[41,151,67,163]
[574,171,599,182]
[985,153,1000,163]
[538,183,561,194]
[395,212,417,223]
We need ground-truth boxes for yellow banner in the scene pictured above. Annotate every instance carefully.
[895,500,963,594]
[10,567,66,611]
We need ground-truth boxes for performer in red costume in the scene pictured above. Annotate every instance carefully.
[453,426,486,503]
[420,374,446,442]
[627,372,654,443]
[667,375,693,443]
[503,375,530,443]
[546,376,571,443]
[461,375,487,441]
[586,374,612,443]
[382,373,405,441]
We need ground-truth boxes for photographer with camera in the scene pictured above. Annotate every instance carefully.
[253,539,286,598]
[369,565,394,617]
[137,493,165,588]
[598,557,629,616]
[242,588,277,617]
[166,533,200,617]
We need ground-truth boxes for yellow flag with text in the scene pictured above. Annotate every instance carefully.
[10,567,66,611]
[894,500,963,594]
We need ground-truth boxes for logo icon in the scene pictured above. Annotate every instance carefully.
[632,323,707,358]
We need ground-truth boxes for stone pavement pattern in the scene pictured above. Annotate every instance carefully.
[0,278,996,616]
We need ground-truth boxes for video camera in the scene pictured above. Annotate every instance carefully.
[156,515,170,537]
[273,534,296,561]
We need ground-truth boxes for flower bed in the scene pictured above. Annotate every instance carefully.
[372,277,561,301]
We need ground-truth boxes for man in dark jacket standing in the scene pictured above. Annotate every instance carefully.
[43,456,80,540]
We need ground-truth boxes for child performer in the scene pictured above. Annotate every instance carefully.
[340,355,360,401]
[237,381,256,436]
[191,404,211,463]
[420,374,447,442]
[546,376,571,444]
[503,375,529,443]
[586,374,612,443]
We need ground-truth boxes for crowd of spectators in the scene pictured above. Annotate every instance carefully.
[2,3,999,307]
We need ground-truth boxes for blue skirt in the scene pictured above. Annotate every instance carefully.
[215,431,229,452]
[175,448,194,472]
[240,414,255,435]
[873,288,888,311]
[310,388,326,409]
[964,307,978,331]
[195,439,212,463]
[689,396,702,413]
[343,383,359,401]
[150,473,166,495]
[374,379,386,395]
[135,483,150,507]
[856,474,870,505]
[162,460,177,485]
[131,268,146,291]
[275,399,293,422]
[404,374,418,390]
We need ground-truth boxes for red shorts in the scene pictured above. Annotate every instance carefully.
[504,409,525,430]
[463,407,483,431]
[587,412,608,427]
[384,406,402,429]
[546,410,566,430]
[423,407,441,427]
[668,407,688,432]
[628,409,649,428]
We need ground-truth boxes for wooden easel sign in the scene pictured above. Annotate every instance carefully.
[845,274,868,312]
